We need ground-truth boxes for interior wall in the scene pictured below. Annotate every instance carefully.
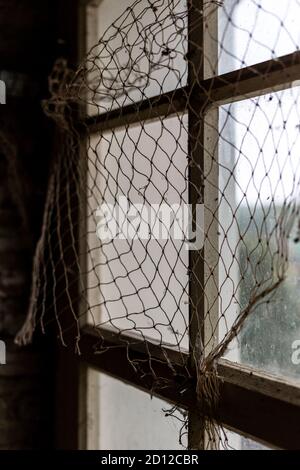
[0,0,64,449]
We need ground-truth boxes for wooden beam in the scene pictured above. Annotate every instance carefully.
[218,358,300,408]
[218,381,299,450]
[81,88,188,134]
[79,327,300,449]
[82,50,300,136]
[81,325,189,367]
[198,50,300,106]
[187,0,206,451]
[79,326,193,408]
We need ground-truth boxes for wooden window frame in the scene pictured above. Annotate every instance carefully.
[57,0,300,450]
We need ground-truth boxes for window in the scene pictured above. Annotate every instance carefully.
[86,369,186,450]
[218,0,300,76]
[85,0,187,114]
[61,0,300,450]
[87,116,189,349]
[219,87,300,379]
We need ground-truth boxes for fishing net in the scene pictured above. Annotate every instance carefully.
[15,0,300,449]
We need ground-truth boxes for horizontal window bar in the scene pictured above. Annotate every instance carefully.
[79,325,192,407]
[81,51,300,135]
[81,88,188,134]
[81,325,189,367]
[201,50,300,107]
[79,326,300,449]
[218,358,300,409]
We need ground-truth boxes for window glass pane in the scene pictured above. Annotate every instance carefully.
[87,370,186,450]
[218,86,300,380]
[216,0,300,76]
[86,0,187,114]
[87,115,189,350]
[222,429,270,450]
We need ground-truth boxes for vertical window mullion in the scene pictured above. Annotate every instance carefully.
[188,0,220,449]
[187,0,206,450]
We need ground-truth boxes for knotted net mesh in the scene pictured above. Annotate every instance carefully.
[15,0,300,449]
